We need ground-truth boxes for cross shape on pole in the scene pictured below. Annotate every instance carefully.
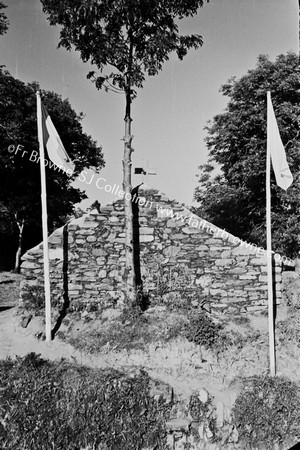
[134,159,157,185]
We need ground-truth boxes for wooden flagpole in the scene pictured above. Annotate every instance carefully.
[36,90,52,341]
[266,90,276,376]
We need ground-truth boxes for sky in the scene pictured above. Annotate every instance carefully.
[0,0,298,208]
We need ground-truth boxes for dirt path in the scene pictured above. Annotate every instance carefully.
[0,272,108,365]
[0,307,95,363]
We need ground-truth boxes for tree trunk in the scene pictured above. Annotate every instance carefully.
[123,77,136,306]
[14,217,25,273]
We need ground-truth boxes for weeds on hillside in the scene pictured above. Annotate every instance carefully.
[66,304,255,357]
[21,285,45,314]
[233,375,300,449]
[68,306,188,353]
[0,353,172,449]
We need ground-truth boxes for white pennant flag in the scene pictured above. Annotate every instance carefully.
[41,102,75,175]
[267,91,293,191]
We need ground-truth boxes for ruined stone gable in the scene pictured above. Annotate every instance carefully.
[20,187,283,313]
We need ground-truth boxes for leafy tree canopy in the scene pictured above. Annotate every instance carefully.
[194,53,300,258]
[41,0,208,95]
[0,68,104,262]
[0,2,8,36]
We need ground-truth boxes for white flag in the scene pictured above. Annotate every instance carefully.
[267,91,293,191]
[41,102,75,175]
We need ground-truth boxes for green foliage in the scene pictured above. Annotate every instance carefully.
[22,284,65,313]
[195,53,300,258]
[276,279,300,345]
[68,305,187,353]
[151,262,194,303]
[0,353,171,449]
[0,2,8,36]
[40,0,207,96]
[0,67,105,266]
[69,307,153,353]
[189,393,211,421]
[21,285,45,314]
[232,315,251,325]
[233,375,300,449]
[184,310,223,350]
[67,299,105,314]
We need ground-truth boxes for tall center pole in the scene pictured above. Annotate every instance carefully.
[122,76,136,305]
[266,90,276,376]
[36,91,52,341]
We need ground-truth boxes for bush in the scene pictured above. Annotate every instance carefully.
[21,285,45,313]
[184,310,223,350]
[0,353,172,449]
[232,375,300,449]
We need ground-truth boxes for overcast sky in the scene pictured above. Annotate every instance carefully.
[1,0,298,208]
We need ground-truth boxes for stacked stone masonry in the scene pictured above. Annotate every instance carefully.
[20,187,283,313]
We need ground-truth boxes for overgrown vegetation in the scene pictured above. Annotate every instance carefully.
[184,310,225,351]
[233,375,300,449]
[21,285,46,313]
[0,353,172,449]
[277,277,300,346]
[68,305,188,353]
[21,283,263,358]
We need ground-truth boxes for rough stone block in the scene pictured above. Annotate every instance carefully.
[98,269,107,278]
[139,227,154,234]
[195,245,209,251]
[140,235,154,242]
[205,238,224,245]
[21,261,40,269]
[48,235,62,245]
[166,418,191,432]
[75,239,86,245]
[215,259,233,266]
[231,245,257,256]
[211,303,227,309]
[250,258,267,265]
[108,216,119,222]
[87,236,97,242]
[198,388,209,403]
[182,227,201,234]
[228,267,247,274]
[80,221,99,228]
[48,248,63,261]
[93,249,107,257]
[239,275,257,280]
[69,290,80,296]
[209,246,223,252]
[21,254,35,261]
[75,229,94,236]
[209,289,228,296]
[259,275,268,282]
[221,250,231,258]
[69,283,83,290]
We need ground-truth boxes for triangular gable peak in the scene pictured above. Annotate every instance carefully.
[136,186,271,261]
[20,185,287,314]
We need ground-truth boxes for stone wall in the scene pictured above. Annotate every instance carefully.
[20,187,283,313]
